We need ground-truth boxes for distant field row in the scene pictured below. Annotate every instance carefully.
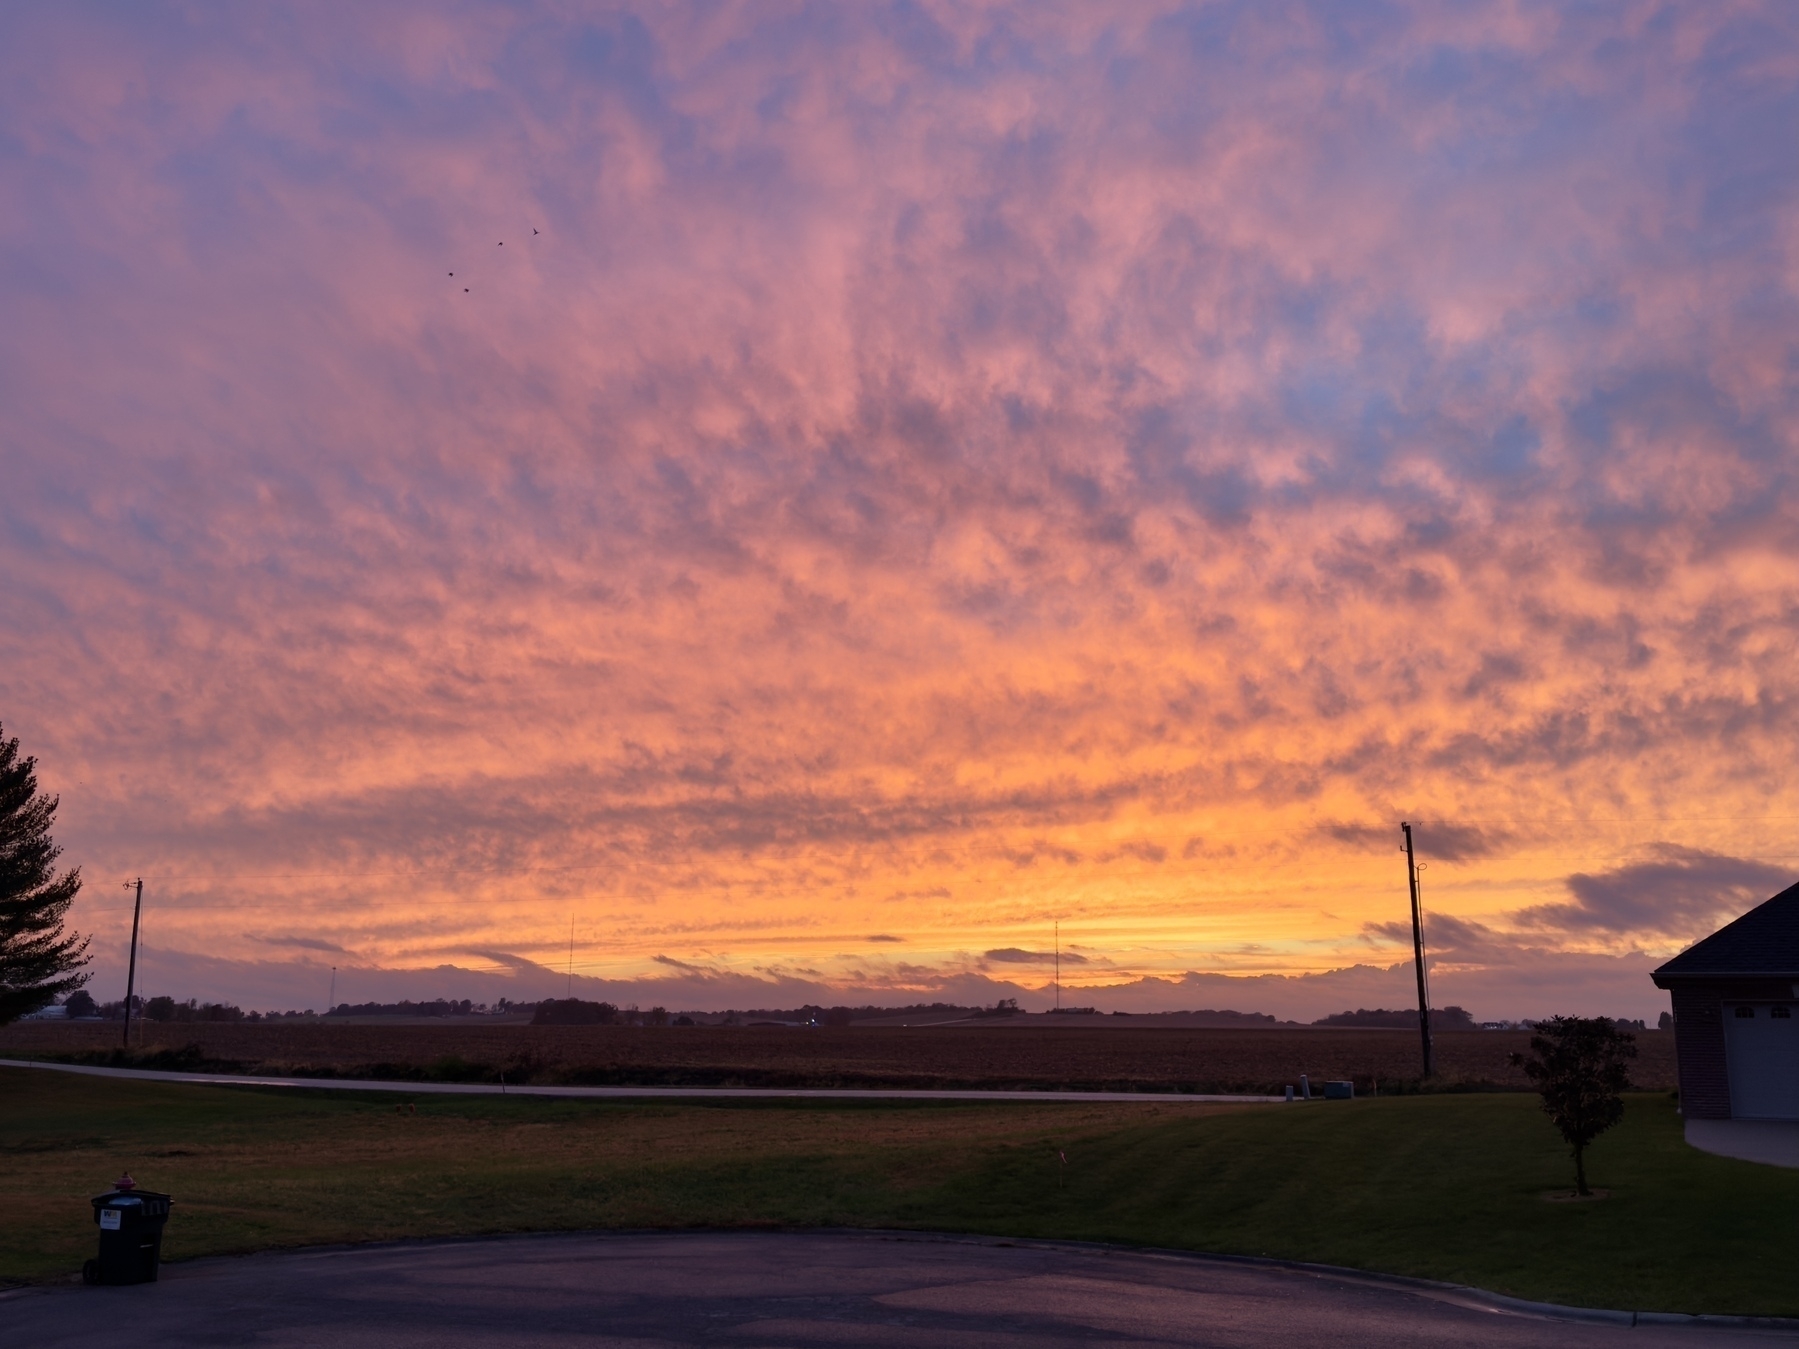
[0,1021,1678,1093]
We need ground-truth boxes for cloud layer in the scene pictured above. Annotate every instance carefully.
[3,2,1799,1017]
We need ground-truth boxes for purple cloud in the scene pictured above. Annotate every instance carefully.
[3,3,1797,1011]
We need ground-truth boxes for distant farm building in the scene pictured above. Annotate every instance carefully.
[1652,882,1799,1167]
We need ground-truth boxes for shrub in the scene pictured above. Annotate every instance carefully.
[531,997,619,1026]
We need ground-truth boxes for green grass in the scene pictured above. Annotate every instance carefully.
[3,1067,1794,1315]
[921,1090,1799,1315]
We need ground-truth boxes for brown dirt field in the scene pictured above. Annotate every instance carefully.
[0,1020,1677,1093]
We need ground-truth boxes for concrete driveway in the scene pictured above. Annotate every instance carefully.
[4,1231,1788,1347]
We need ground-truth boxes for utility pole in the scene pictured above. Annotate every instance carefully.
[1401,823,1433,1077]
[328,966,336,1012]
[122,878,143,1050]
[1054,919,1060,1011]
[567,914,575,998]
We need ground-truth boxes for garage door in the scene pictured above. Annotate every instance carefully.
[1724,1004,1799,1121]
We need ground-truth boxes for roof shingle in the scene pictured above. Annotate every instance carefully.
[1652,880,1799,981]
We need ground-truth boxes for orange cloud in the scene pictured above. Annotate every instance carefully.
[3,2,1797,1019]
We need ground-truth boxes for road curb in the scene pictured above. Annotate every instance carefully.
[824,1230,1799,1332]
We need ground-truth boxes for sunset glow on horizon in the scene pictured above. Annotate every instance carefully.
[5,2,1799,1019]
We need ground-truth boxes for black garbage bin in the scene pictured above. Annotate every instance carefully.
[84,1185,172,1285]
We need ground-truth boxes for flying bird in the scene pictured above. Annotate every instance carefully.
[533,228,539,235]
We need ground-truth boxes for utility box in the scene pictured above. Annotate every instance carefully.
[1323,1081,1355,1100]
[85,1186,172,1285]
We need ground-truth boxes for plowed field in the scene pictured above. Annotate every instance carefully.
[0,1020,1677,1093]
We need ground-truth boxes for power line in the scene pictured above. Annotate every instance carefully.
[94,859,627,882]
[1380,814,1799,824]
[66,850,1799,913]
[100,843,1799,884]
[80,812,1799,887]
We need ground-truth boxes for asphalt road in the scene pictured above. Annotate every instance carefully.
[5,1232,1790,1348]
[0,1058,1283,1103]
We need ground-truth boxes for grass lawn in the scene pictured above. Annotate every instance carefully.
[3,1067,1794,1315]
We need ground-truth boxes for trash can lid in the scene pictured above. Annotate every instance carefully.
[92,1190,170,1207]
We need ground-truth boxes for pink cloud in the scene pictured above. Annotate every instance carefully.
[2,3,1797,1014]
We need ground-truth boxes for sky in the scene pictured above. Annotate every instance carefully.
[4,1,1799,1021]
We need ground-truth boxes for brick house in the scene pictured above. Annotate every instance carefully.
[1651,883,1799,1163]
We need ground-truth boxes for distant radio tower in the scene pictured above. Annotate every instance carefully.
[1054,919,1060,1011]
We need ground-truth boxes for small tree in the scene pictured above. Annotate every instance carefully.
[1511,1016,1637,1195]
[0,724,89,1025]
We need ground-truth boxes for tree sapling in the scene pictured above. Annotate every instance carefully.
[1511,1015,1637,1196]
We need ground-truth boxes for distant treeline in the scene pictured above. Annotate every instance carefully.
[53,994,1659,1031]
[1312,1006,1477,1030]
[64,992,259,1023]
[530,1001,1299,1028]
[532,999,680,1026]
[726,1002,976,1025]
[1103,1008,1287,1026]
[54,992,531,1022]
[326,999,486,1018]
[529,999,985,1027]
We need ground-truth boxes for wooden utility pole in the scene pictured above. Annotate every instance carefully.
[122,878,143,1049]
[1401,824,1433,1077]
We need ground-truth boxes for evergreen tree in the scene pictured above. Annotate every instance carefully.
[0,724,89,1024]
